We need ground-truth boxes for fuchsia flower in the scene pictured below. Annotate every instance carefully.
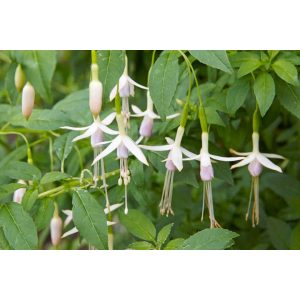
[13,180,26,204]
[230,132,284,227]
[22,82,35,120]
[183,132,243,228]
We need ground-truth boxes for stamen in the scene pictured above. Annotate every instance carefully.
[159,170,175,216]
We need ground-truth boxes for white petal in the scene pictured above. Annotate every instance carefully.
[166,113,180,120]
[200,152,211,167]
[165,137,174,145]
[72,124,97,142]
[123,136,148,165]
[139,144,172,151]
[107,221,117,226]
[92,136,121,165]
[104,203,124,214]
[262,153,285,159]
[109,85,117,101]
[210,154,245,162]
[62,227,78,238]
[98,123,119,135]
[135,136,144,145]
[147,111,160,119]
[170,147,183,171]
[127,77,148,90]
[229,149,250,156]
[231,154,255,169]
[102,112,116,125]
[94,140,113,147]
[61,125,91,131]
[182,155,201,161]
[131,105,143,115]
[62,210,73,227]
[256,154,282,173]
[181,147,198,159]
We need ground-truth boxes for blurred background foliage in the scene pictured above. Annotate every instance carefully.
[0,50,300,250]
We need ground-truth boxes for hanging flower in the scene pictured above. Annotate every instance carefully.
[183,132,243,228]
[61,203,123,238]
[230,132,284,227]
[50,205,63,247]
[140,126,193,216]
[109,56,148,128]
[22,82,35,120]
[92,114,149,214]
[89,63,103,117]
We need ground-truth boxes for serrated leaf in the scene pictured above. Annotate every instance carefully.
[272,59,298,86]
[237,60,261,78]
[157,223,173,249]
[119,209,156,242]
[3,161,41,181]
[226,77,250,114]
[128,241,155,250]
[97,50,125,100]
[164,238,185,250]
[189,50,233,74]
[54,132,77,162]
[12,50,56,103]
[149,51,179,117]
[254,72,275,116]
[40,172,70,185]
[72,189,108,249]
[0,202,38,249]
[181,228,239,250]
[267,217,291,250]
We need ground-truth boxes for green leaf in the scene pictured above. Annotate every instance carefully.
[237,60,261,78]
[290,222,300,250]
[189,50,233,74]
[128,241,155,250]
[276,79,300,118]
[0,202,38,249]
[164,238,185,250]
[205,107,225,127]
[267,217,291,250]
[54,132,77,164]
[12,50,57,103]
[3,161,41,181]
[272,59,298,85]
[181,228,239,250]
[97,50,125,100]
[72,189,108,250]
[149,51,179,117]
[0,228,12,250]
[157,223,173,249]
[253,72,275,116]
[22,189,38,212]
[33,198,54,231]
[119,209,156,242]
[40,172,70,185]
[226,77,250,114]
[0,183,26,200]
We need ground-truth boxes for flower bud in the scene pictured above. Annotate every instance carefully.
[15,65,26,92]
[117,143,129,159]
[89,80,103,116]
[139,115,153,137]
[165,154,177,171]
[119,75,130,98]
[90,128,104,148]
[50,215,63,247]
[13,180,26,204]
[22,82,35,120]
[200,164,214,181]
[248,159,263,177]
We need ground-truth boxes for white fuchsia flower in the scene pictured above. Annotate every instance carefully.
[109,56,148,128]
[230,132,284,227]
[92,114,149,214]
[61,202,123,238]
[22,82,35,120]
[183,132,243,228]
[140,126,193,216]
[50,214,63,247]
[13,180,26,204]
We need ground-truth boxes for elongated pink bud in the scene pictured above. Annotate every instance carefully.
[15,65,26,92]
[13,180,26,204]
[139,115,153,137]
[22,82,35,120]
[89,80,103,116]
[117,143,128,158]
[50,215,63,246]
[119,75,130,98]
[248,159,263,177]
[91,128,104,148]
[165,152,176,171]
[200,164,214,181]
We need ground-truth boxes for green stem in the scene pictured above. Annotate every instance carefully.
[91,50,97,64]
[253,103,260,133]
[115,87,121,114]
[48,137,54,172]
